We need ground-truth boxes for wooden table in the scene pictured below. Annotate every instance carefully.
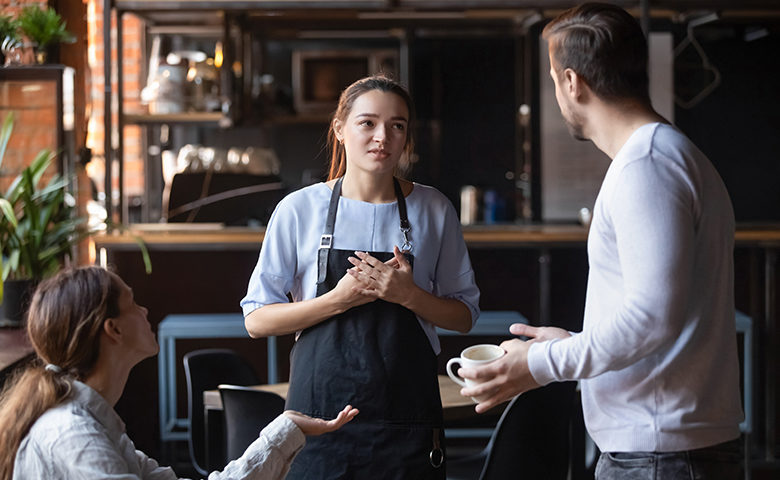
[202,375,504,469]
[204,375,499,423]
[0,328,33,372]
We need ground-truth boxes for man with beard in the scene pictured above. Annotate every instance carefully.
[458,3,744,478]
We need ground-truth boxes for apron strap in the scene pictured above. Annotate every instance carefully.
[393,177,412,252]
[318,177,343,283]
[318,177,412,283]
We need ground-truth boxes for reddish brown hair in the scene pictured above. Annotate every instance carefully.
[327,74,416,180]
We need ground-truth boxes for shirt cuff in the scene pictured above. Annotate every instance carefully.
[261,414,306,458]
[241,301,263,317]
[527,341,556,386]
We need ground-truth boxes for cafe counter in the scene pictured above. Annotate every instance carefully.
[92,223,780,463]
[93,222,780,249]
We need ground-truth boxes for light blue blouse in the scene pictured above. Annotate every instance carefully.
[241,181,480,354]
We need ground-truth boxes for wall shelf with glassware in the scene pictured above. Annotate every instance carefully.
[106,2,529,228]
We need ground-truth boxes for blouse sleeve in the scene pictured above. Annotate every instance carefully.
[240,196,300,316]
[431,195,480,327]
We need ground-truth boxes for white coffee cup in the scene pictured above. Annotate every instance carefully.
[446,344,506,403]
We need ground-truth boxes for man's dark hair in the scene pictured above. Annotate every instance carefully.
[543,2,650,104]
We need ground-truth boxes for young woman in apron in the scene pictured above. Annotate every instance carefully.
[241,75,480,479]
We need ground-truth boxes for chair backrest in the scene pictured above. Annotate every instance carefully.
[183,348,259,476]
[479,381,577,480]
[219,385,286,462]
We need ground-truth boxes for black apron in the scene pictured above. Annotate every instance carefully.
[285,177,445,479]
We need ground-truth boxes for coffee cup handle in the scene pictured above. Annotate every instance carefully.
[446,358,468,388]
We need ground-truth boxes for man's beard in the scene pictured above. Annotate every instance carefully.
[564,113,588,142]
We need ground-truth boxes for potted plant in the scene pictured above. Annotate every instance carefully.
[0,14,22,65]
[0,15,18,41]
[0,113,149,326]
[0,112,84,325]
[16,5,74,64]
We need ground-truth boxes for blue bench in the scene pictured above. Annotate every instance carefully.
[158,310,527,442]
[437,310,528,337]
[157,313,275,442]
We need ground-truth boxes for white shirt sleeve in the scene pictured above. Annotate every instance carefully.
[42,419,176,480]
[529,155,696,384]
[207,415,305,480]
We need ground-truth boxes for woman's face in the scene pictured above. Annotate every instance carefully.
[335,89,409,177]
[110,273,158,361]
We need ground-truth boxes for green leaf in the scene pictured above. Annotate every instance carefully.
[0,114,151,282]
[105,221,153,275]
[2,150,51,205]
[2,257,9,282]
[0,14,20,44]
[17,5,74,49]
[6,249,19,280]
[29,149,55,186]
[0,198,17,228]
[0,112,14,172]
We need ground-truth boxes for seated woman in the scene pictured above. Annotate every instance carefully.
[0,266,357,480]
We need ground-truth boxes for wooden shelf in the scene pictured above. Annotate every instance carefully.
[123,112,227,125]
[92,223,780,250]
[123,111,334,126]
[265,112,332,124]
[115,0,387,12]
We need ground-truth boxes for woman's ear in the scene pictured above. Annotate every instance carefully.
[333,118,344,144]
[102,318,122,344]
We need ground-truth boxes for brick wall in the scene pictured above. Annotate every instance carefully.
[0,1,53,192]
[0,1,144,199]
[0,80,57,191]
[0,0,46,17]
[86,0,144,201]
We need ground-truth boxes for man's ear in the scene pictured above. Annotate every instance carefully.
[103,318,122,344]
[563,68,580,98]
[564,68,589,103]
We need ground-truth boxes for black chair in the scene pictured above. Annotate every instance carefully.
[183,348,259,476]
[219,385,286,462]
[447,381,578,480]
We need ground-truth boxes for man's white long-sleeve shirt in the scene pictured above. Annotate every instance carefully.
[528,123,743,452]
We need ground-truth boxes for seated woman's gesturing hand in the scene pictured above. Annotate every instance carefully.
[283,405,359,436]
